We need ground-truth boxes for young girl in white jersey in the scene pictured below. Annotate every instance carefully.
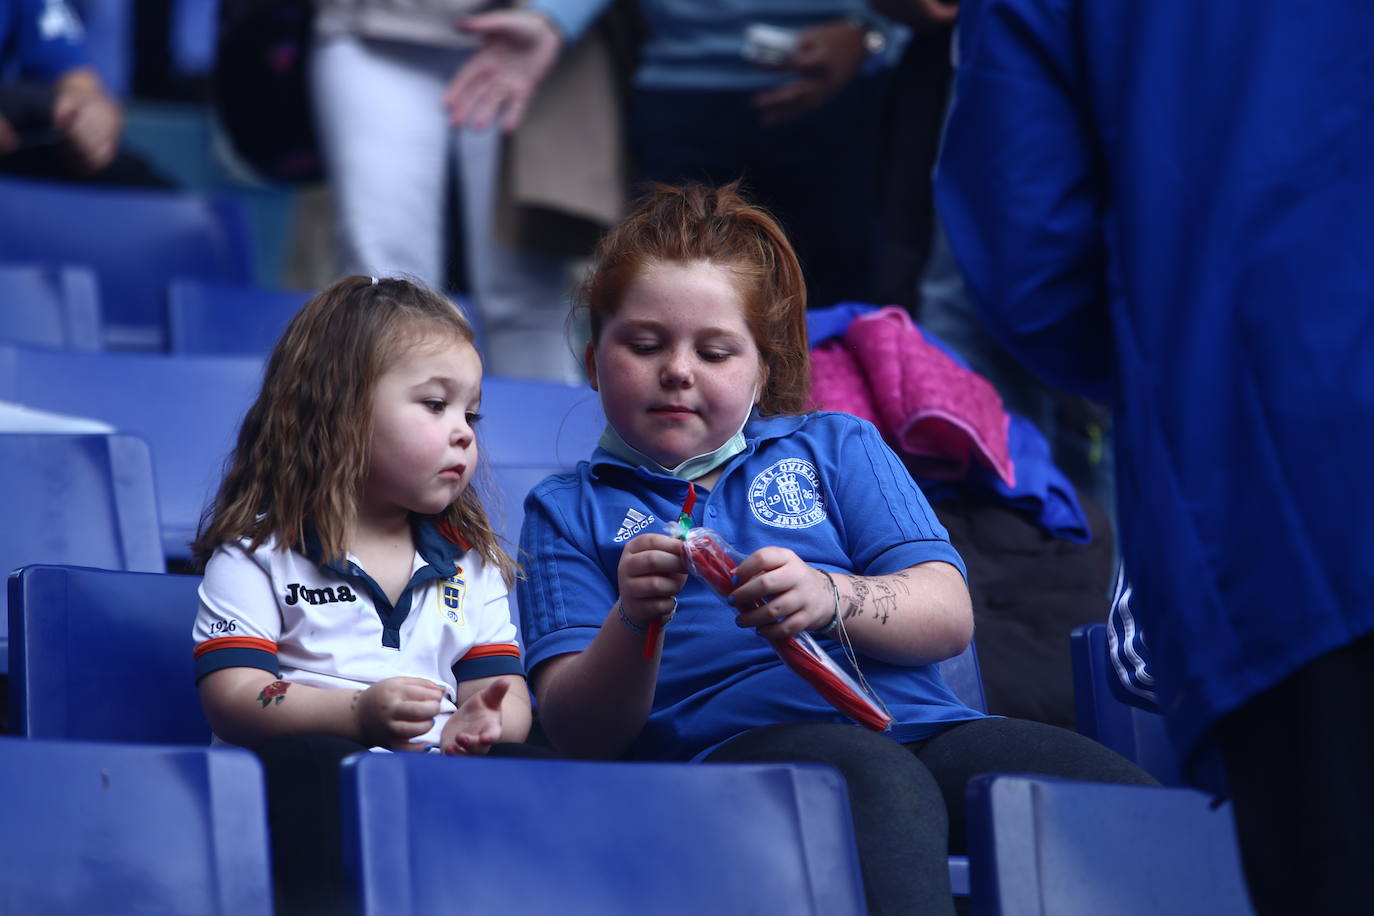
[192,275,534,913]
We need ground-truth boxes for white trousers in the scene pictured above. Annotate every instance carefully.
[311,35,582,383]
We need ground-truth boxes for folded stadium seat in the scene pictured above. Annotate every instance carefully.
[165,279,314,356]
[476,375,604,555]
[167,279,486,358]
[342,754,866,915]
[1071,623,1183,786]
[0,343,265,561]
[0,435,164,675]
[0,737,272,915]
[7,564,208,743]
[0,263,103,349]
[0,176,254,349]
[965,774,1255,916]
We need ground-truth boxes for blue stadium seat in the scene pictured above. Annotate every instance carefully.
[0,435,164,674]
[166,280,487,358]
[7,564,208,743]
[1071,622,1182,785]
[0,176,254,349]
[0,263,103,349]
[0,343,265,560]
[342,754,866,915]
[166,279,313,355]
[0,737,272,915]
[477,375,603,553]
[965,773,1255,916]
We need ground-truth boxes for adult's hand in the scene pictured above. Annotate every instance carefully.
[752,21,867,127]
[0,113,17,155]
[444,10,564,133]
[52,68,121,173]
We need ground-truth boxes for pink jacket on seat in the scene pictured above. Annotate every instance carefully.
[809,306,1015,487]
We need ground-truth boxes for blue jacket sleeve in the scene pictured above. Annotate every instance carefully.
[933,0,1115,404]
[525,0,614,45]
[7,0,90,81]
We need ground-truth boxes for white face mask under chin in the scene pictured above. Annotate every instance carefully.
[597,383,757,481]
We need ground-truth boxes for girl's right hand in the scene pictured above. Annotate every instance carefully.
[353,676,445,750]
[616,533,687,630]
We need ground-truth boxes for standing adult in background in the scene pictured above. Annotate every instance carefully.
[0,0,123,179]
[447,0,901,310]
[310,0,590,383]
[935,3,1374,913]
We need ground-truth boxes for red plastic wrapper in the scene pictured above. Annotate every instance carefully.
[672,521,892,732]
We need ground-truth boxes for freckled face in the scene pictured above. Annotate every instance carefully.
[361,332,482,523]
[587,260,766,469]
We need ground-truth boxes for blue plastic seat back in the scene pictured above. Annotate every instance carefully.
[0,263,103,349]
[0,343,266,560]
[1071,622,1182,785]
[166,280,488,358]
[0,176,254,348]
[966,773,1254,916]
[7,564,209,743]
[166,279,313,355]
[478,374,602,468]
[0,737,272,915]
[342,755,866,915]
[0,434,164,673]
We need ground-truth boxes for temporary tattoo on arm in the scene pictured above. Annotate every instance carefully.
[257,680,290,708]
[845,577,869,620]
[872,581,898,625]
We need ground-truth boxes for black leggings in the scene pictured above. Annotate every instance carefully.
[705,717,1157,915]
[1215,630,1374,916]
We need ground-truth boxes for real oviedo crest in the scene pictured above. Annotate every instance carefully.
[439,568,467,626]
[748,458,826,529]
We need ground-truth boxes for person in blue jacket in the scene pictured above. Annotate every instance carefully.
[0,0,121,175]
[934,3,1374,913]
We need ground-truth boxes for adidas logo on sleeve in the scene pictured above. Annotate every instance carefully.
[613,507,656,543]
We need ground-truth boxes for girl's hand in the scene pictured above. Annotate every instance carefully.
[440,679,510,755]
[353,676,445,750]
[616,533,687,630]
[730,547,834,640]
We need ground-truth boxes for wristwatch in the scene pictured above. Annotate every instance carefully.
[844,14,888,73]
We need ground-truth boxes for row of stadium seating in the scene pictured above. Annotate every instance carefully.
[0,171,1255,913]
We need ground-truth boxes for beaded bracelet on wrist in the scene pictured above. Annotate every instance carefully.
[812,570,842,636]
[616,599,676,637]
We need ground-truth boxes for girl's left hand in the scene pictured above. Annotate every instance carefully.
[440,679,510,755]
[729,547,834,640]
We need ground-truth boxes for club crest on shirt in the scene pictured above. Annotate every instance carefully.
[439,568,467,626]
[748,458,826,529]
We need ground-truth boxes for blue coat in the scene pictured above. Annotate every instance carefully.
[935,0,1374,783]
[1,0,89,80]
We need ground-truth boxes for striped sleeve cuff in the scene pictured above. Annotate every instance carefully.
[452,643,524,682]
[194,636,280,683]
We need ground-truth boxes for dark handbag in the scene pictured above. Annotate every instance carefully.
[213,0,323,183]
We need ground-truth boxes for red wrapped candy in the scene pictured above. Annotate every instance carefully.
[671,487,892,732]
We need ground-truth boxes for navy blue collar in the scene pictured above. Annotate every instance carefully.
[301,516,463,578]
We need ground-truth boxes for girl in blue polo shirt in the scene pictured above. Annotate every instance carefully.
[518,184,1153,914]
[191,275,535,912]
